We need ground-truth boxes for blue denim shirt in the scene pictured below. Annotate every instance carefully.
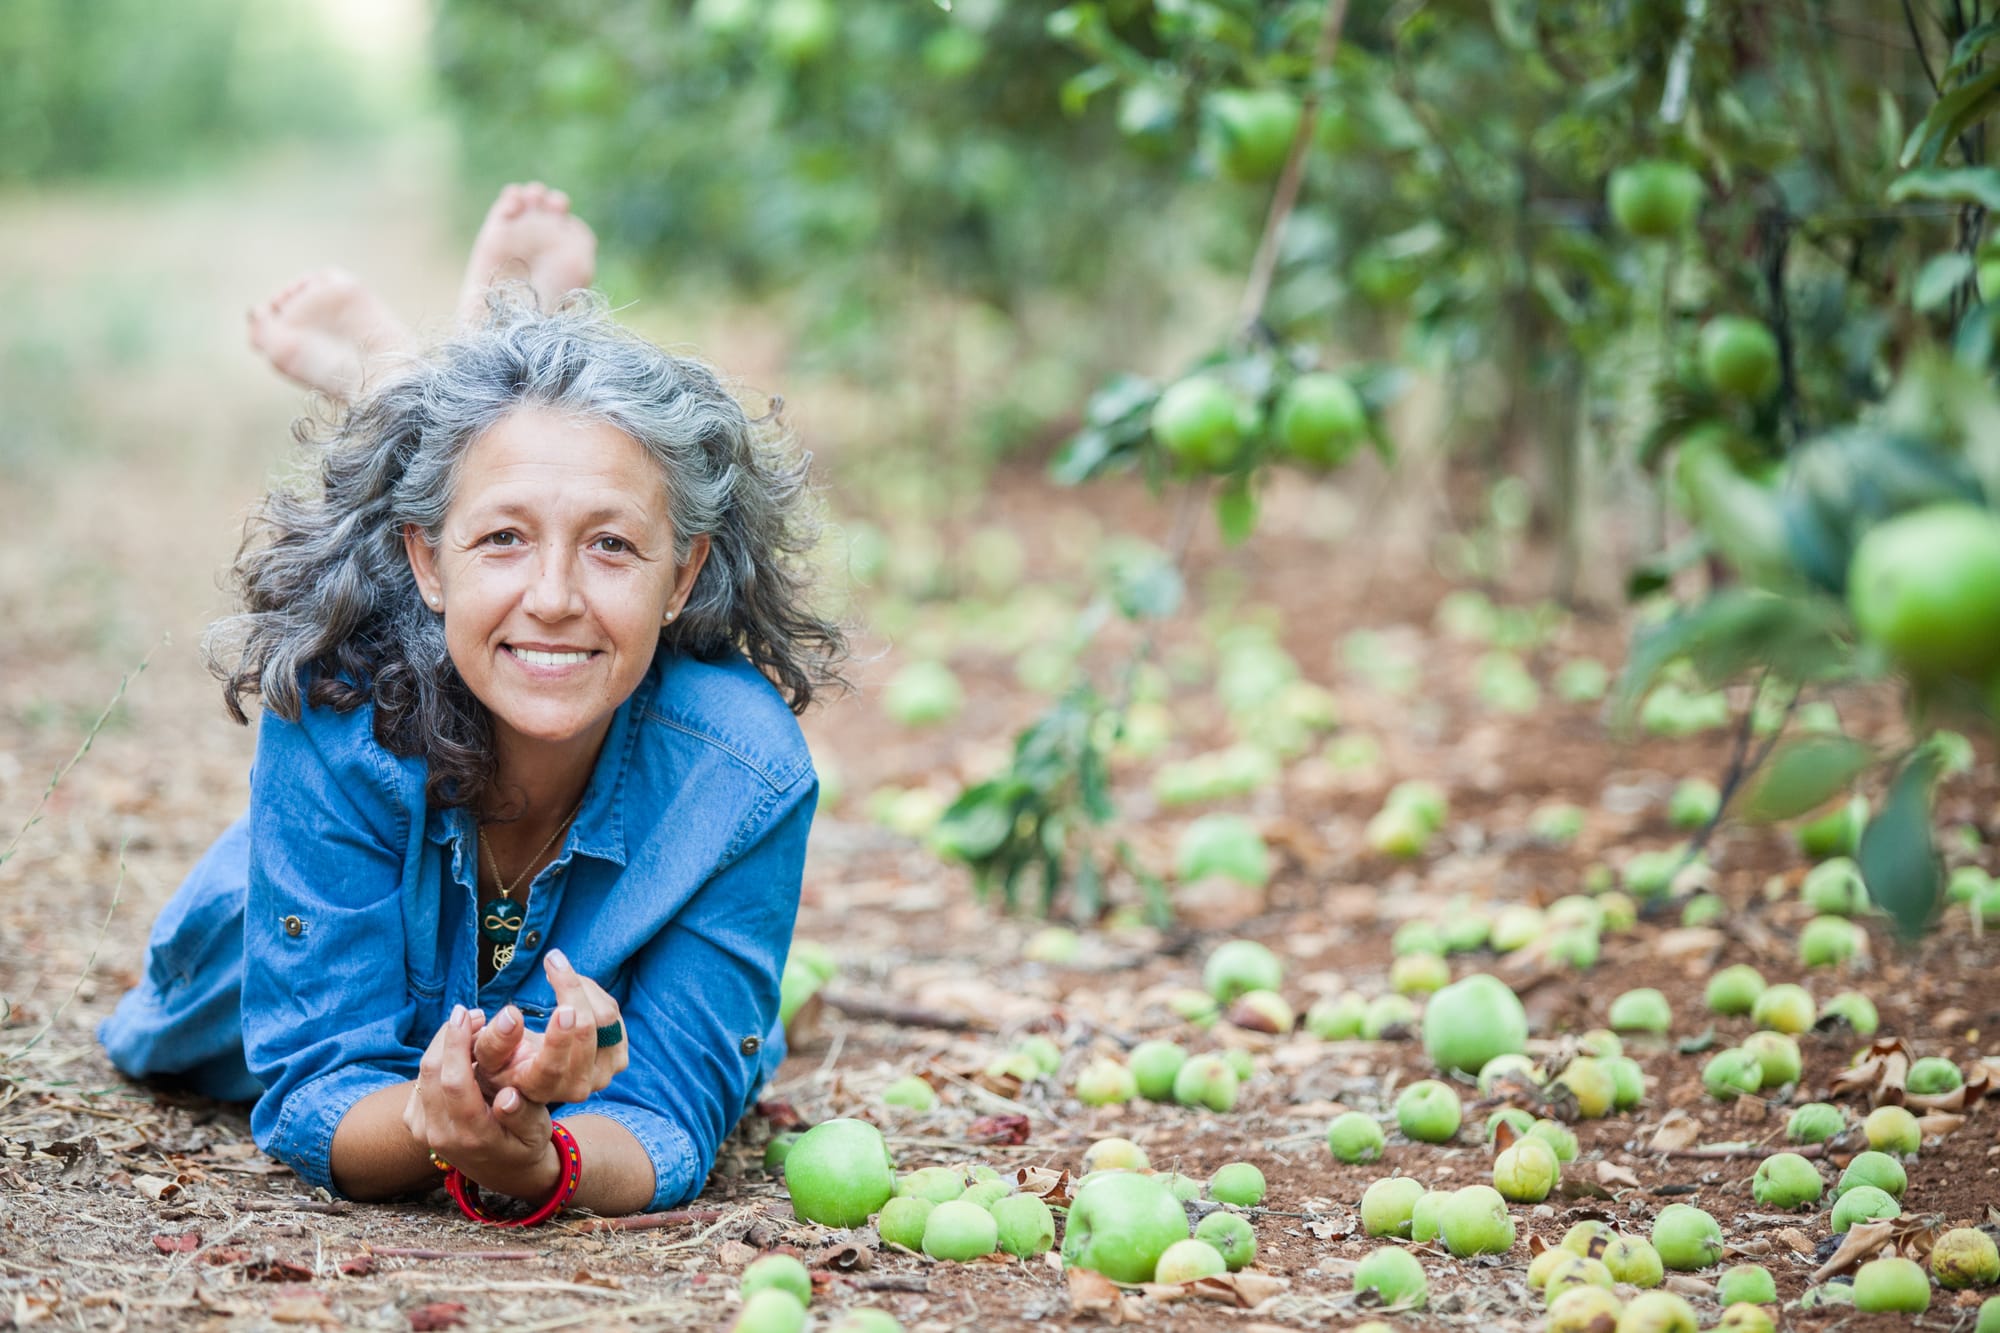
[98,648,814,1212]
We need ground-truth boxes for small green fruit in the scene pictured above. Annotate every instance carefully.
[1706,964,1766,1015]
[1395,1079,1462,1143]
[1528,1119,1580,1162]
[1392,920,1446,956]
[1305,993,1366,1039]
[1544,1254,1615,1305]
[875,1196,933,1251]
[922,1199,998,1261]
[1651,1203,1723,1270]
[1614,1290,1698,1333]
[1799,915,1863,967]
[959,1181,1007,1210]
[1668,779,1720,830]
[1422,973,1528,1075]
[1864,1105,1922,1156]
[1207,1162,1265,1207]
[1605,1056,1647,1110]
[1328,1112,1387,1164]
[1750,983,1814,1035]
[1560,1220,1613,1257]
[1602,1235,1664,1287]
[1802,858,1870,915]
[1161,1172,1202,1204]
[1360,1177,1427,1238]
[1082,1138,1150,1174]
[1390,952,1451,995]
[1274,372,1367,466]
[1075,1058,1136,1107]
[1129,1041,1187,1101]
[1207,88,1303,182]
[1749,1152,1821,1208]
[1362,993,1418,1039]
[1195,1211,1256,1270]
[1739,1030,1802,1089]
[1438,1184,1516,1257]
[1548,1286,1626,1333]
[1980,1294,2000,1333]
[1353,1245,1429,1308]
[1609,988,1672,1034]
[895,1166,965,1204]
[1699,316,1781,402]
[742,1254,812,1306]
[1408,1190,1449,1244]
[1907,1056,1964,1095]
[1153,1236,1228,1283]
[1227,989,1295,1034]
[1608,159,1703,238]
[1493,1137,1560,1203]
[1152,376,1244,470]
[1716,1303,1775,1333]
[1479,1054,1542,1096]
[881,1076,937,1111]
[1786,1102,1844,1144]
[1486,1107,1536,1142]
[1852,1255,1931,1313]
[1819,990,1879,1035]
[1558,1056,1618,1118]
[1836,1150,1907,1199]
[784,1119,896,1228]
[764,1133,800,1173]
[1933,1226,2000,1289]
[1177,814,1271,887]
[1203,939,1282,1001]
[1222,1048,1254,1082]
[1172,1053,1240,1112]
[1830,1184,1901,1232]
[1060,1172,1190,1284]
[733,1288,807,1333]
[1490,905,1546,952]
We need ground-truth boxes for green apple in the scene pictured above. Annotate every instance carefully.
[1786,1102,1844,1144]
[1194,1211,1256,1270]
[1602,1235,1664,1287]
[895,1166,965,1204]
[1557,1056,1617,1119]
[1907,1056,1963,1095]
[1699,316,1781,402]
[1162,1172,1203,1204]
[1203,939,1283,1001]
[1819,990,1879,1035]
[983,1051,1042,1085]
[1836,1150,1906,1199]
[1933,1226,2000,1288]
[1075,1059,1136,1107]
[1385,778,1448,829]
[1165,988,1217,1025]
[1651,1204,1722,1270]
[1544,1254,1614,1304]
[1060,1172,1190,1284]
[1605,1056,1646,1110]
[1353,1245,1428,1308]
[1614,1291,1697,1333]
[785,1119,896,1227]
[1422,973,1528,1074]
[1548,1286,1625,1333]
[1668,779,1720,829]
[1749,1152,1821,1207]
[1207,1162,1265,1207]
[1275,372,1367,467]
[1227,989,1295,1034]
[1531,801,1588,843]
[1864,1105,1922,1155]
[1705,965,1765,1015]
[1528,1246,1573,1290]
[1082,1137,1150,1174]
[1802,858,1869,915]
[1394,1079,1462,1143]
[1980,1294,2000,1333]
[1304,993,1366,1039]
[1853,1256,1930,1313]
[1478,1054,1542,1096]
[1148,1237,1222,1283]
[1560,1220,1612,1258]
[1366,803,1432,857]
[1362,993,1418,1039]
[1750,983,1814,1034]
[1408,1190,1449,1244]
[1390,952,1451,995]
[1493,1138,1559,1203]
[1023,925,1080,964]
[1597,891,1638,931]
[1548,926,1602,970]
[1486,1107,1536,1142]
[1327,1111,1386,1164]
[1360,1176,1427,1238]
[1528,1119,1579,1162]
[882,1076,937,1111]
[1715,1264,1776,1306]
[1608,159,1703,238]
[742,1254,812,1305]
[1716,1302,1775,1333]
[1680,894,1726,928]
[922,1199,998,1261]
[1739,1031,1801,1089]
[1152,376,1244,470]
[1172,1054,1239,1112]
[764,1133,800,1173]
[1206,88,1302,182]
[1440,910,1491,953]
[733,1289,807,1333]
[1438,1185,1515,1257]
[1489,905,1545,952]
[883,661,962,727]
[960,1181,1008,1210]
[1129,1041,1187,1101]
[1830,1184,1900,1232]
[1222,1048,1254,1082]
[1015,1036,1062,1077]
[1799,915,1863,967]
[1797,795,1867,860]
[1177,814,1270,887]
[1608,988,1672,1034]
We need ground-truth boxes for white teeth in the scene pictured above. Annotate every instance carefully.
[512,647,591,667]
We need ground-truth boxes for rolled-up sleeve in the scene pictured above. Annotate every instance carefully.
[553,768,814,1212]
[242,707,423,1193]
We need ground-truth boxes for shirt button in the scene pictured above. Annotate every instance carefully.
[740,1035,762,1056]
[523,930,541,948]
[281,915,305,938]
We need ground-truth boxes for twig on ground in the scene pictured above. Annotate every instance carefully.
[1,649,155,867]
[817,992,992,1033]
[238,1198,351,1215]
[568,1208,727,1233]
[371,1246,540,1261]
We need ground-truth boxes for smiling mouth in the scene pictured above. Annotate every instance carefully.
[506,646,600,667]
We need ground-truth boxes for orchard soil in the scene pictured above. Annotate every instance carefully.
[2,166,1998,1332]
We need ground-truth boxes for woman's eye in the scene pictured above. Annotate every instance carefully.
[484,531,519,547]
[595,536,630,554]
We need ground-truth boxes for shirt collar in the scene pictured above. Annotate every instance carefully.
[426,655,662,868]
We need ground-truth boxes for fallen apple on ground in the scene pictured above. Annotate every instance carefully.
[785,1119,896,1228]
[741,1254,812,1306]
[1352,1246,1428,1308]
[1194,1211,1256,1270]
[1394,1079,1462,1143]
[1060,1172,1190,1284]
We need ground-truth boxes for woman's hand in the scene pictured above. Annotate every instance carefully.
[403,1004,559,1201]
[470,949,630,1106]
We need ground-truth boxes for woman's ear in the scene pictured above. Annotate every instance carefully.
[403,523,444,610]
[670,534,712,616]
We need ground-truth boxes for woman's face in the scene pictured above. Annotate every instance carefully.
[404,405,708,767]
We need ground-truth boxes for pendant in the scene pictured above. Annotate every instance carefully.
[491,940,516,971]
[480,896,524,943]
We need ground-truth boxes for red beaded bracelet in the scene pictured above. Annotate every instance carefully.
[443,1121,581,1226]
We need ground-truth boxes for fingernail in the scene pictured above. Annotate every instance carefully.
[468,1008,485,1026]
[548,948,572,973]
[497,1088,518,1112]
[556,1005,576,1030]
[497,1007,519,1033]
[450,1004,466,1027]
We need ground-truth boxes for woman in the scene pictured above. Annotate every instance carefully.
[98,288,845,1220]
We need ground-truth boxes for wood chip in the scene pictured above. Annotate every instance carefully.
[1595,1161,1641,1189]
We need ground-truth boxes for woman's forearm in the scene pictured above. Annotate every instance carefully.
[328,1084,657,1214]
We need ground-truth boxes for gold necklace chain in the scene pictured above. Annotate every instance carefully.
[477,799,583,973]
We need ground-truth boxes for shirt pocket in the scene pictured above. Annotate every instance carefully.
[148,816,252,992]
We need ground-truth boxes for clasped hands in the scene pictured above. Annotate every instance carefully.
[401,947,630,1200]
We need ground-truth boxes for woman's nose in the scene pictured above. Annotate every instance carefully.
[522,546,585,619]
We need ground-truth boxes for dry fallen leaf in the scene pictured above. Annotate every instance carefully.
[1649,1111,1702,1153]
[1811,1219,1897,1282]
[407,1301,468,1331]
[1066,1267,1132,1323]
[1595,1161,1641,1189]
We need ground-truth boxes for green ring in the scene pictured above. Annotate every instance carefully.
[595,1019,624,1049]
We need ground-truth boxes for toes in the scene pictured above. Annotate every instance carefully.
[548,188,570,213]
[494,183,525,218]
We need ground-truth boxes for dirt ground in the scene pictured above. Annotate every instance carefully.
[1,144,1996,1332]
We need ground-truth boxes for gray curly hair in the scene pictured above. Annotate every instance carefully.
[208,291,848,810]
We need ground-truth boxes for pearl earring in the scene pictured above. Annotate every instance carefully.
[429,595,441,609]
[663,610,677,624]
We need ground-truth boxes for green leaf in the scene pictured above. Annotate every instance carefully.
[1060,64,1120,118]
[1889,166,2000,213]
[1946,19,2000,82]
[1914,251,1976,313]
[1488,0,1538,50]
[1858,748,1944,941]
[1737,735,1876,823]
[1900,66,2000,168]
[1612,590,1854,728]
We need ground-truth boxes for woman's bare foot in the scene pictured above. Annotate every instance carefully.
[246,268,416,400]
[456,181,598,327]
